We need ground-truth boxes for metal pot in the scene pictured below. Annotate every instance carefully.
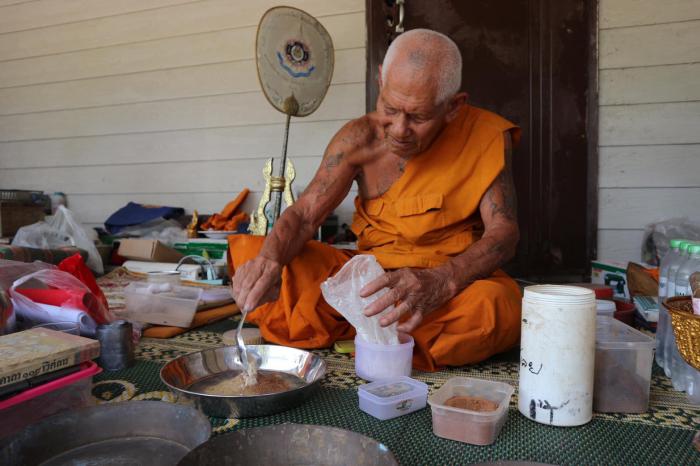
[0,401,211,466]
[178,424,398,466]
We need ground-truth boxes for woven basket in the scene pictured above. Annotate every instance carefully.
[663,296,700,371]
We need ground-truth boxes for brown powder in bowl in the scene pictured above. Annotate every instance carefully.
[444,395,498,412]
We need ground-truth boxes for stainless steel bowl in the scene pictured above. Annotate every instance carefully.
[177,424,398,466]
[0,401,211,466]
[160,345,326,418]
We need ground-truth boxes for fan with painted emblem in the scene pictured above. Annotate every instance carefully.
[249,6,335,235]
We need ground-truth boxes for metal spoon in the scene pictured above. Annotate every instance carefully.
[236,309,262,372]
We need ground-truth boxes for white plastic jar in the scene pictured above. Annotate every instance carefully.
[518,285,596,426]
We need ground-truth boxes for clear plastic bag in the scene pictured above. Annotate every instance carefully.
[12,206,103,274]
[321,255,399,345]
[0,260,57,334]
[10,269,114,331]
[0,259,56,291]
[642,217,700,265]
[114,218,186,246]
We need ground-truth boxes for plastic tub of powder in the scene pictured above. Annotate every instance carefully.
[358,376,428,420]
[428,377,514,445]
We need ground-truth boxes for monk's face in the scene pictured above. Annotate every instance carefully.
[376,68,452,158]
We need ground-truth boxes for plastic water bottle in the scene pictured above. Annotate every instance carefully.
[669,243,699,391]
[659,239,682,299]
[662,240,693,376]
[656,239,683,368]
[667,241,692,297]
[687,366,700,406]
[674,244,700,297]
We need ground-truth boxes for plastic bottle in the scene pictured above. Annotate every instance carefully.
[656,239,683,368]
[667,241,692,298]
[670,343,695,392]
[674,244,700,297]
[659,239,683,299]
[669,244,700,391]
[662,240,693,376]
[687,366,700,406]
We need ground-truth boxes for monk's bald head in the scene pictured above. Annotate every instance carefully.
[381,29,462,105]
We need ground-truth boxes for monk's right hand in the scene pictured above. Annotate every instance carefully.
[230,256,282,313]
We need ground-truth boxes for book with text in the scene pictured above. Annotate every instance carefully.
[0,328,100,388]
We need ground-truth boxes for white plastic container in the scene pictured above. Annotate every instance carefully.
[358,376,428,420]
[519,285,596,426]
[123,282,203,327]
[354,335,414,382]
[428,377,514,446]
[596,299,616,318]
[594,316,654,413]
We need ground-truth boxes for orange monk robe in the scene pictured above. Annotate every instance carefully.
[228,105,522,371]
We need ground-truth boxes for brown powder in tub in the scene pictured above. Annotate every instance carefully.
[445,395,498,412]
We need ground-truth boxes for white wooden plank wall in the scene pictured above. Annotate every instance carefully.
[0,0,366,228]
[3,0,698,266]
[598,0,700,263]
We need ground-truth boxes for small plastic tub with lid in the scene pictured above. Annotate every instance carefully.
[358,376,428,420]
[594,316,654,413]
[428,377,514,446]
[354,334,414,381]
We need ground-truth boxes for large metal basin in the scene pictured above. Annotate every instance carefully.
[178,424,398,466]
[160,345,326,418]
[0,401,211,466]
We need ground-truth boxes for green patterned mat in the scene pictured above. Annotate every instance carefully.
[92,316,700,465]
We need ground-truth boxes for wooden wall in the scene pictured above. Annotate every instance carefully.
[0,0,366,229]
[597,0,700,262]
[1,0,699,266]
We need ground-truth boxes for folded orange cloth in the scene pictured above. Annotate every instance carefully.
[142,303,240,338]
[201,189,250,231]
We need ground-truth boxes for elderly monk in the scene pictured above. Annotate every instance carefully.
[229,29,521,371]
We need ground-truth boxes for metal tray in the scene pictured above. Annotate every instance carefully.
[0,401,210,466]
[160,345,326,418]
[177,424,398,466]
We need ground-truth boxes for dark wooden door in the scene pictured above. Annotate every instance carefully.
[367,0,598,281]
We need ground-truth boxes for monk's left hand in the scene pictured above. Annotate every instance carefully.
[360,267,456,333]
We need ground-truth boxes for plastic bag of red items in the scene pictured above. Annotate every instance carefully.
[10,269,114,325]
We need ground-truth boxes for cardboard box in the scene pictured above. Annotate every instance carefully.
[0,203,45,237]
[591,260,629,300]
[117,239,183,263]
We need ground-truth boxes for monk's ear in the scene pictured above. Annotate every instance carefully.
[378,65,384,88]
[444,92,468,122]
